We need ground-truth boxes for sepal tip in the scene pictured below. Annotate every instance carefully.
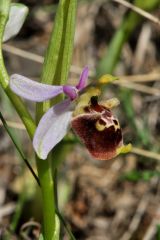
[116,143,132,155]
[98,74,118,85]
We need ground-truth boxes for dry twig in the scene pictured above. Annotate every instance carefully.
[3,44,160,81]
[132,147,160,162]
[143,207,160,240]
[3,44,160,95]
[120,194,150,240]
[0,203,16,220]
[113,0,160,25]
[2,44,86,76]
[120,72,160,82]
[114,81,160,96]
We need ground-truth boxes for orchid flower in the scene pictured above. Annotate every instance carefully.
[10,67,89,159]
[10,67,131,160]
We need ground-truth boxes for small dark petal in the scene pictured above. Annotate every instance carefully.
[90,96,98,106]
[71,113,123,160]
[90,96,104,112]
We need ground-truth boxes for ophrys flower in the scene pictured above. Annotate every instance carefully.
[10,67,131,160]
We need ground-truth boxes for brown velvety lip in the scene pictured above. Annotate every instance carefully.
[71,113,123,160]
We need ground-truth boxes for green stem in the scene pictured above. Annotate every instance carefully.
[0,0,11,19]
[36,155,56,240]
[35,1,77,239]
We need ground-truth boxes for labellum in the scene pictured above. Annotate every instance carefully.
[71,89,124,160]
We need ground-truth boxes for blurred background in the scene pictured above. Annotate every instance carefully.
[0,0,160,239]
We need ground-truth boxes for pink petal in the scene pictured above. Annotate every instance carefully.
[76,66,89,90]
[10,74,63,102]
[63,85,78,100]
[33,99,72,159]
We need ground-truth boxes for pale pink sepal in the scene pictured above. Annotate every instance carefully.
[33,99,72,159]
[10,74,63,102]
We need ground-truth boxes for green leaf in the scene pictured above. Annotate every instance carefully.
[3,3,29,42]
[41,0,77,86]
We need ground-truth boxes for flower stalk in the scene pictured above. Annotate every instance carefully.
[35,0,77,239]
[36,155,56,240]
